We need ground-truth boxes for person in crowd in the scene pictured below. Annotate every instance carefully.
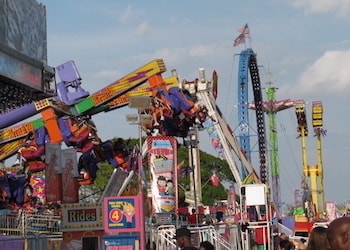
[215,210,224,223]
[305,226,328,250]
[274,232,288,250]
[199,241,215,250]
[327,216,350,250]
[279,233,288,241]
[294,239,307,250]
[188,208,198,224]
[279,239,295,250]
[174,227,198,250]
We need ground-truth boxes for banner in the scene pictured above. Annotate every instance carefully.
[103,235,139,250]
[326,202,337,221]
[147,136,177,213]
[61,148,79,203]
[226,185,236,217]
[61,203,103,232]
[103,196,141,233]
[45,143,62,203]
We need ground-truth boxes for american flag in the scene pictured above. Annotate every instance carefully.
[237,23,250,38]
[233,33,245,47]
[233,23,250,47]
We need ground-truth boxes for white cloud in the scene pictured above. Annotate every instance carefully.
[281,50,350,98]
[189,44,214,57]
[169,16,191,25]
[149,43,227,68]
[291,0,350,17]
[153,48,186,66]
[136,21,151,36]
[120,4,140,23]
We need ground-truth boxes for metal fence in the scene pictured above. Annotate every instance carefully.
[0,210,62,249]
[149,224,237,250]
[0,209,62,236]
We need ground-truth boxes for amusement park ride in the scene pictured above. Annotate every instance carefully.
[236,49,267,185]
[0,48,276,248]
[0,49,324,249]
[292,100,327,236]
[232,49,329,242]
[0,2,331,248]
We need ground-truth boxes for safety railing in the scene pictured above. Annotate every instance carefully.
[0,210,62,236]
[189,225,233,250]
[151,224,236,250]
[150,224,177,250]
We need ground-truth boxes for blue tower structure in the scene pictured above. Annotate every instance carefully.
[237,49,252,179]
[237,48,267,184]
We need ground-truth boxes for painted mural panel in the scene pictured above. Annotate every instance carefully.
[61,148,79,204]
[45,143,62,203]
[147,136,177,213]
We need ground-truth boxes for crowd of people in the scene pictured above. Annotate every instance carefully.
[274,226,327,250]
[174,216,350,250]
[275,216,350,250]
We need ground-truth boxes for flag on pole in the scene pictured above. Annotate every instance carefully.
[176,160,185,173]
[177,160,186,177]
[233,33,245,47]
[233,23,250,47]
[237,23,250,38]
[210,173,220,186]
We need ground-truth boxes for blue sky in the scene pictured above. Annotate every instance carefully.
[39,0,350,206]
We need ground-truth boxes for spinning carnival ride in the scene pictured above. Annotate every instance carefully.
[0,58,210,207]
[0,49,271,210]
[0,54,279,250]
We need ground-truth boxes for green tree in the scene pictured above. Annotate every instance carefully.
[176,143,234,206]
